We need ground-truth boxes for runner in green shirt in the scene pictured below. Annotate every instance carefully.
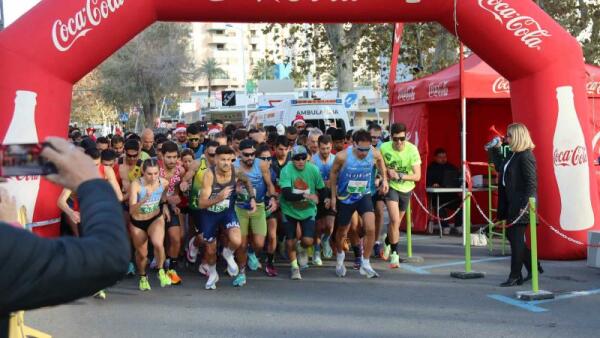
[379,123,422,268]
[279,146,328,280]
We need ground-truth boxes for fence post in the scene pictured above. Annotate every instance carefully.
[401,197,423,263]
[516,198,554,301]
[451,192,485,279]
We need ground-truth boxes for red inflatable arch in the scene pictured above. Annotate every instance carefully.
[0,0,597,260]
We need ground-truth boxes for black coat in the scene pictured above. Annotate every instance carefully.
[490,148,537,224]
[0,180,130,336]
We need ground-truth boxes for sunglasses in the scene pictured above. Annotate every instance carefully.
[392,136,406,142]
[188,138,200,142]
[258,156,272,161]
[242,152,256,158]
[293,154,308,161]
[356,147,371,153]
[207,153,216,157]
[126,153,139,158]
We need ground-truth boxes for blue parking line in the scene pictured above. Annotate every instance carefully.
[488,294,548,313]
[489,288,600,313]
[401,256,509,274]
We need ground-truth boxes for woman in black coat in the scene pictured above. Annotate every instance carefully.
[489,123,542,287]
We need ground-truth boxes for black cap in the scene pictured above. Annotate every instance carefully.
[239,139,256,151]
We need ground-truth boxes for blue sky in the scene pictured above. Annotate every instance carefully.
[3,0,41,27]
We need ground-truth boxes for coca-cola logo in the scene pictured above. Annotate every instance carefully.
[478,0,551,50]
[492,77,510,94]
[397,86,416,102]
[13,176,40,181]
[52,0,126,52]
[428,81,448,98]
[554,146,588,167]
[587,81,600,95]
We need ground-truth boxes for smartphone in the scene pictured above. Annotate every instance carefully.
[0,143,58,177]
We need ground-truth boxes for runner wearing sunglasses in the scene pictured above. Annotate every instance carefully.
[330,129,389,278]
[379,123,422,269]
[257,144,280,276]
[311,135,336,265]
[232,140,278,286]
[279,146,328,280]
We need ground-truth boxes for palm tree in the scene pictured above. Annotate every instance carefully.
[197,57,227,108]
[251,59,276,80]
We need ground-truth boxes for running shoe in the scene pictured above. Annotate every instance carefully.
[139,276,151,291]
[127,262,136,276]
[149,257,158,270]
[199,263,209,276]
[290,266,302,280]
[297,244,309,269]
[158,268,172,287]
[222,247,239,277]
[187,237,199,263]
[206,272,219,290]
[322,238,333,259]
[167,269,182,285]
[389,252,400,269]
[373,242,382,258]
[360,264,380,278]
[233,273,247,287]
[313,250,323,266]
[265,262,278,277]
[381,244,391,261]
[336,262,347,278]
[93,290,107,300]
[247,252,261,271]
[353,256,362,270]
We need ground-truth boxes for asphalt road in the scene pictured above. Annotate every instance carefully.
[27,235,600,338]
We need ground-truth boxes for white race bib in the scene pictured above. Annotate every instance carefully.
[347,180,368,194]
[209,199,229,212]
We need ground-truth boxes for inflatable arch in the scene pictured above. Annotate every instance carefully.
[0,0,597,260]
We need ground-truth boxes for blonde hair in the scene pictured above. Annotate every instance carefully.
[507,123,535,152]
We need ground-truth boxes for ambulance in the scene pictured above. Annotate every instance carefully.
[251,99,352,132]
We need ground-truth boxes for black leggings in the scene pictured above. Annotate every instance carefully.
[506,223,532,279]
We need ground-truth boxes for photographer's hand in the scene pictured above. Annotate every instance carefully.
[41,137,100,191]
[0,187,18,223]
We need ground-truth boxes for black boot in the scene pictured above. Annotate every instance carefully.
[500,276,523,287]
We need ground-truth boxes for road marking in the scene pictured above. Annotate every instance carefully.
[489,288,600,313]
[400,256,509,274]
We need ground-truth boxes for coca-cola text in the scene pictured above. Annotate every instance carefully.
[52,0,127,52]
[492,77,510,94]
[477,0,551,50]
[553,146,588,167]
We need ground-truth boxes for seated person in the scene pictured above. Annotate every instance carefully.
[427,148,462,235]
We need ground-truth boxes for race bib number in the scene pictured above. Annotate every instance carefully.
[208,199,229,213]
[347,180,368,194]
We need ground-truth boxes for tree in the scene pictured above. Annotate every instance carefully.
[251,59,276,80]
[97,22,195,128]
[71,70,117,126]
[263,23,457,93]
[537,0,600,65]
[197,57,227,109]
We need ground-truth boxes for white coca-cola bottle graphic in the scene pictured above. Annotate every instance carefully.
[553,86,594,231]
[1,91,41,226]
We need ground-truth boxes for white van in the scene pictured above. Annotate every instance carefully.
[251,99,352,132]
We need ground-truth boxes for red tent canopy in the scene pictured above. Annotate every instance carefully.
[392,55,600,106]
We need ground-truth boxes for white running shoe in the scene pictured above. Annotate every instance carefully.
[336,263,347,277]
[205,272,219,290]
[222,247,239,277]
[359,263,380,278]
[297,244,309,269]
[187,237,199,263]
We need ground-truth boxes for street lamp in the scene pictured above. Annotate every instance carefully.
[225,23,249,122]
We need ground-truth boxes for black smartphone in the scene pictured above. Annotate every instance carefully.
[0,144,58,177]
